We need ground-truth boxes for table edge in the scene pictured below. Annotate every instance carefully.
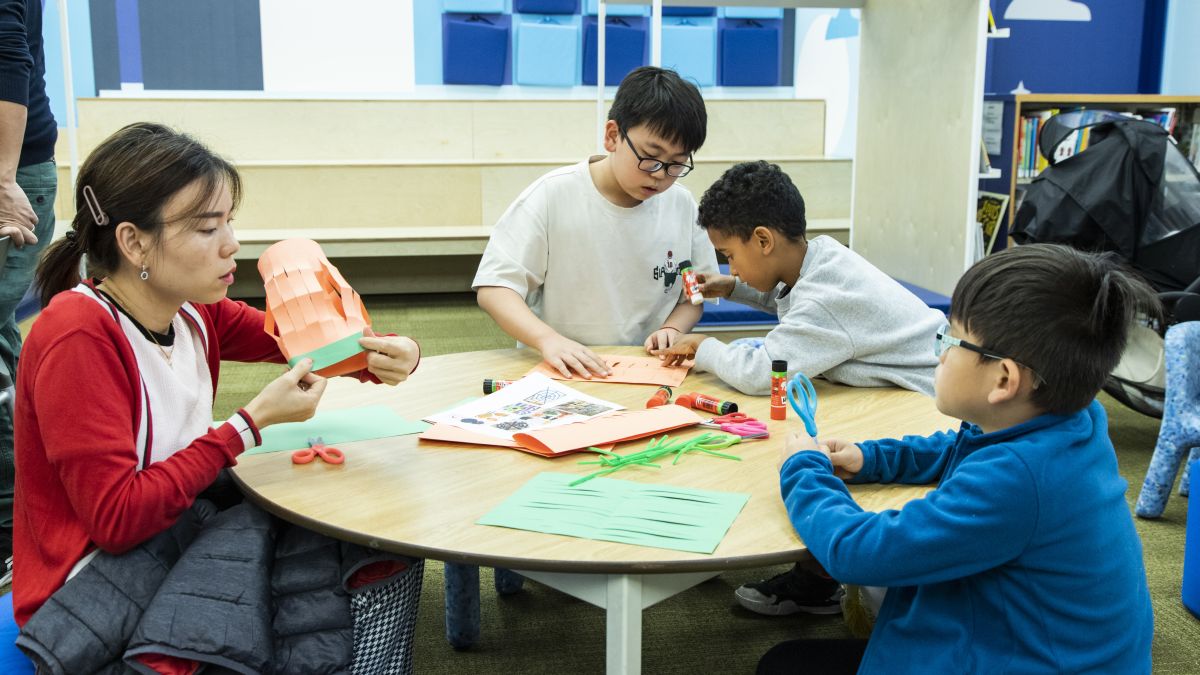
[231,469,813,574]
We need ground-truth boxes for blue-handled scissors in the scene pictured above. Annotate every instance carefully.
[786,373,819,437]
[700,412,769,439]
[292,436,346,465]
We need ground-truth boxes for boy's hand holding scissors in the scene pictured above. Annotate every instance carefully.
[779,432,864,480]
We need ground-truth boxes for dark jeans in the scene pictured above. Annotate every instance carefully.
[0,160,57,556]
[757,638,868,675]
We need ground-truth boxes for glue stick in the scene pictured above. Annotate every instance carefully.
[482,379,514,395]
[645,385,673,408]
[770,360,787,421]
[679,260,704,305]
[679,391,738,415]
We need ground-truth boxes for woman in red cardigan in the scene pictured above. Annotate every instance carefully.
[11,123,421,667]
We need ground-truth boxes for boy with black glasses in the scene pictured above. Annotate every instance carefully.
[473,67,717,378]
[761,244,1158,674]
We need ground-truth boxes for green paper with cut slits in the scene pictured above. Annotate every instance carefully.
[477,472,749,554]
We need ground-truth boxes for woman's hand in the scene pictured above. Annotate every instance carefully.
[359,328,421,385]
[243,358,327,429]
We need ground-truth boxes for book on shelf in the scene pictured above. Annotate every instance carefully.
[1180,108,1200,170]
[976,190,1009,256]
[979,138,993,174]
[1015,106,1185,180]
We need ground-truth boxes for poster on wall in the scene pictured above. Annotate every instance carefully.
[259,0,415,93]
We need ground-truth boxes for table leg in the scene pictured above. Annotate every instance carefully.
[606,575,643,675]
[443,562,480,650]
[494,567,525,595]
[514,569,721,674]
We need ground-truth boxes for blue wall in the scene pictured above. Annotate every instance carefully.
[986,0,1165,95]
[1161,0,1200,94]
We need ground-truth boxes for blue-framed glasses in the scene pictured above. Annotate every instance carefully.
[934,325,1044,386]
[622,134,693,178]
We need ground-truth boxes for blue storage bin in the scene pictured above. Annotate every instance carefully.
[662,17,716,87]
[583,16,647,86]
[443,14,511,85]
[515,15,580,86]
[664,7,716,16]
[719,18,780,86]
[584,0,647,17]
[722,7,784,19]
[443,0,506,12]
[515,0,578,13]
[1184,458,1200,618]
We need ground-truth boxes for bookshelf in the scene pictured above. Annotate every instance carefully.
[1000,94,1200,228]
[610,0,992,296]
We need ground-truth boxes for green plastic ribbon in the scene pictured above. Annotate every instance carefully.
[287,332,367,372]
[570,432,743,486]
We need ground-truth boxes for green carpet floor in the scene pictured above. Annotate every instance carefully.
[212,294,1199,674]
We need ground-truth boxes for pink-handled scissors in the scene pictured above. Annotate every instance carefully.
[700,412,769,439]
[292,436,346,465]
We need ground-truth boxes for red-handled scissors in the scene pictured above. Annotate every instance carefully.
[292,436,346,465]
[700,413,769,439]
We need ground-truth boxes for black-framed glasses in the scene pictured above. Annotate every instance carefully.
[623,134,693,177]
[934,325,1045,386]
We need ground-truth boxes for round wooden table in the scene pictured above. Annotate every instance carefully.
[231,346,957,673]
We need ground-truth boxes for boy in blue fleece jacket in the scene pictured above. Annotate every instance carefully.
[762,244,1158,675]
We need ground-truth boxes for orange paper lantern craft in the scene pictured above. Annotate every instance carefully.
[258,238,371,377]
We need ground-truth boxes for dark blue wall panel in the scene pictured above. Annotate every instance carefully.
[988,0,1150,95]
[139,0,263,90]
[88,0,121,91]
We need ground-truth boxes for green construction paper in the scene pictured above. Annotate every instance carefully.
[246,405,430,455]
[287,332,367,372]
[477,472,750,554]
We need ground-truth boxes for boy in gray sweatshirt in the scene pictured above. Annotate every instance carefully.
[655,160,945,615]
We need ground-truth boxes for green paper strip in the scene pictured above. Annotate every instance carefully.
[246,405,430,455]
[478,472,749,554]
[288,332,367,372]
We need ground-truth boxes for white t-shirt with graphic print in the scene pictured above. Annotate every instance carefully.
[473,157,719,346]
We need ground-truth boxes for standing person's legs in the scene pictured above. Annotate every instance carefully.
[0,161,56,562]
[757,638,868,675]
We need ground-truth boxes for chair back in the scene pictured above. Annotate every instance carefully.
[0,358,13,420]
[1163,322,1200,423]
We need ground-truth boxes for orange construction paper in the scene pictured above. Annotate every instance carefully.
[512,405,704,457]
[418,424,616,456]
[258,238,371,377]
[419,423,522,448]
[529,354,693,387]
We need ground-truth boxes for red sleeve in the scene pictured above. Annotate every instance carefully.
[34,330,246,554]
[204,298,286,365]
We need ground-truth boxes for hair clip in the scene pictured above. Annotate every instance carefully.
[81,185,110,226]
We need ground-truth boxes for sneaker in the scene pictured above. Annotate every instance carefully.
[735,566,845,616]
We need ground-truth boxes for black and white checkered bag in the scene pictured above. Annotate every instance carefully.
[350,559,425,675]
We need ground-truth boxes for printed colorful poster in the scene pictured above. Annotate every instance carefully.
[423,373,624,441]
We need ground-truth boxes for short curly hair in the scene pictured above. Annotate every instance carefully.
[697,161,806,241]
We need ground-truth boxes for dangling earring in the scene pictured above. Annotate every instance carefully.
[140,264,149,281]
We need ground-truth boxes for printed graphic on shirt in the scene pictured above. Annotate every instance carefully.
[652,249,680,293]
